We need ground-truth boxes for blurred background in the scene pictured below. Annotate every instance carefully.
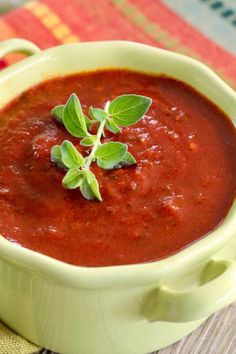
[0,0,235,55]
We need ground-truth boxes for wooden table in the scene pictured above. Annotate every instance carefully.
[153,303,236,354]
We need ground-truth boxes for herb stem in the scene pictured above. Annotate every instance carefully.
[85,118,106,169]
[84,101,110,170]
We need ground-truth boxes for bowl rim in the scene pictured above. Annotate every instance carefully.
[0,40,235,289]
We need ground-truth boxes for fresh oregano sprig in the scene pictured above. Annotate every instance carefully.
[51,93,152,201]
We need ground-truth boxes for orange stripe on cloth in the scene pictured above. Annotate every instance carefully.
[25,1,80,44]
[0,19,31,65]
[0,19,20,65]
[42,0,162,46]
[3,8,59,48]
[0,19,16,40]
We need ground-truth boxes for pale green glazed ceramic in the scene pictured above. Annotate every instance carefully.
[0,39,235,354]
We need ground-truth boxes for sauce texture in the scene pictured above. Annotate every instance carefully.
[0,70,235,266]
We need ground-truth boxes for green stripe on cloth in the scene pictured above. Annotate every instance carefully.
[112,0,235,88]
[112,0,193,52]
[162,0,236,55]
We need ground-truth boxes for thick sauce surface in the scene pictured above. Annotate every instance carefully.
[0,70,235,266]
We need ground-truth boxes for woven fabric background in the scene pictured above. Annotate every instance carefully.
[0,321,39,353]
[0,0,235,353]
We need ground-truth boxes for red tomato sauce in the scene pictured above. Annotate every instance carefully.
[0,70,235,267]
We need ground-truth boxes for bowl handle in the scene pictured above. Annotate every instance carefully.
[0,38,41,62]
[144,259,236,323]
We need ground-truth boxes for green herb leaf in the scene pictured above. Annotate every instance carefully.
[95,141,127,169]
[80,135,97,147]
[63,94,88,137]
[51,105,64,124]
[89,107,108,122]
[80,170,102,201]
[52,105,93,129]
[108,94,152,126]
[113,151,136,168]
[84,114,94,129]
[80,178,94,200]
[105,117,121,134]
[119,151,136,166]
[51,145,66,169]
[61,140,85,168]
[62,168,84,189]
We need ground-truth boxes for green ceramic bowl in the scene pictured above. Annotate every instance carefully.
[0,39,235,354]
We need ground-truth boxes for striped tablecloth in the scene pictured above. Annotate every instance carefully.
[0,0,235,353]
